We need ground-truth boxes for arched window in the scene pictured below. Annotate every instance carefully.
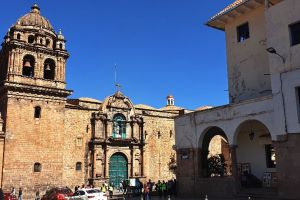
[46,39,50,47]
[40,38,43,44]
[34,162,42,172]
[34,106,41,119]
[17,33,21,40]
[76,162,82,171]
[22,55,35,77]
[28,35,35,44]
[59,43,63,49]
[43,58,55,80]
[112,114,126,139]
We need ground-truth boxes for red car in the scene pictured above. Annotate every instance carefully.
[41,187,73,200]
[4,193,17,200]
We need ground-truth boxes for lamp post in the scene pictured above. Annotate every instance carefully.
[266,47,285,63]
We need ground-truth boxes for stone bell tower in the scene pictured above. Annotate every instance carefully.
[0,4,72,196]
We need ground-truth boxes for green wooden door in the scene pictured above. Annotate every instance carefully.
[109,153,128,187]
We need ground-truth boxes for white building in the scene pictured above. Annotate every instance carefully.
[175,0,300,199]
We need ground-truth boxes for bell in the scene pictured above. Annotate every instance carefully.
[45,63,51,71]
[23,60,31,68]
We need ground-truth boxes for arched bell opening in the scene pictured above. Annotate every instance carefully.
[22,55,35,77]
[43,58,55,80]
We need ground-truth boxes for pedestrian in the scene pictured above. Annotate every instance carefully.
[143,182,149,200]
[11,187,16,197]
[162,181,167,198]
[122,180,127,194]
[108,185,113,198]
[101,183,106,193]
[0,188,4,200]
[35,190,40,200]
[157,180,162,198]
[119,181,123,192]
[18,188,22,200]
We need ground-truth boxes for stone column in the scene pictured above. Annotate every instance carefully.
[0,114,5,188]
[130,147,133,177]
[196,148,202,178]
[230,145,240,192]
[104,148,108,178]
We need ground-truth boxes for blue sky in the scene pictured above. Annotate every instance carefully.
[0,1,234,110]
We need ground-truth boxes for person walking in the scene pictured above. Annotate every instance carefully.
[108,185,113,198]
[143,182,150,200]
[0,188,4,200]
[18,188,22,200]
[11,187,16,197]
[35,190,40,200]
[157,180,162,198]
[162,181,167,198]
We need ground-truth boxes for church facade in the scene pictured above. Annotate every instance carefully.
[0,5,185,198]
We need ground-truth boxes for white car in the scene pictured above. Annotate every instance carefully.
[70,188,107,200]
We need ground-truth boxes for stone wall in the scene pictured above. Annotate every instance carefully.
[275,133,300,199]
[142,114,176,182]
[63,105,95,189]
[2,94,66,199]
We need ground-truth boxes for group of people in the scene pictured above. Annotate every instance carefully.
[142,179,177,200]
[9,187,23,200]
[118,179,176,200]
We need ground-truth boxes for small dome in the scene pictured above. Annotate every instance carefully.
[57,29,65,40]
[15,4,54,31]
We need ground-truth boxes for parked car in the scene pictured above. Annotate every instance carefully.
[41,187,73,200]
[70,188,107,200]
[4,193,17,200]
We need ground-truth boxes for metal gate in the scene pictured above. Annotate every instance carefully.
[109,153,128,187]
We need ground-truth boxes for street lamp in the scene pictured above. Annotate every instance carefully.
[266,47,285,63]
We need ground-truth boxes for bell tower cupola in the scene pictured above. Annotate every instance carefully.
[0,4,71,97]
[166,95,175,106]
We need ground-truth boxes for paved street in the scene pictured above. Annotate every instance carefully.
[110,190,259,200]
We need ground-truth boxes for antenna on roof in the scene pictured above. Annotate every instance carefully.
[114,63,121,92]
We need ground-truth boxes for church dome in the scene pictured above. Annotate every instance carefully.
[15,4,54,31]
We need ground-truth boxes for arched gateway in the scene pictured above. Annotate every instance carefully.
[109,153,128,187]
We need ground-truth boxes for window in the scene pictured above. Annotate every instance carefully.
[40,38,43,44]
[296,87,300,122]
[290,21,300,46]
[76,162,82,171]
[76,137,83,147]
[112,114,126,139]
[46,39,50,47]
[34,106,41,119]
[28,35,35,44]
[17,33,21,40]
[34,163,42,172]
[59,43,63,49]
[237,22,250,42]
[265,144,276,168]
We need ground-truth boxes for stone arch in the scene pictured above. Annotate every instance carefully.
[199,126,231,177]
[233,119,275,188]
[233,119,272,145]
